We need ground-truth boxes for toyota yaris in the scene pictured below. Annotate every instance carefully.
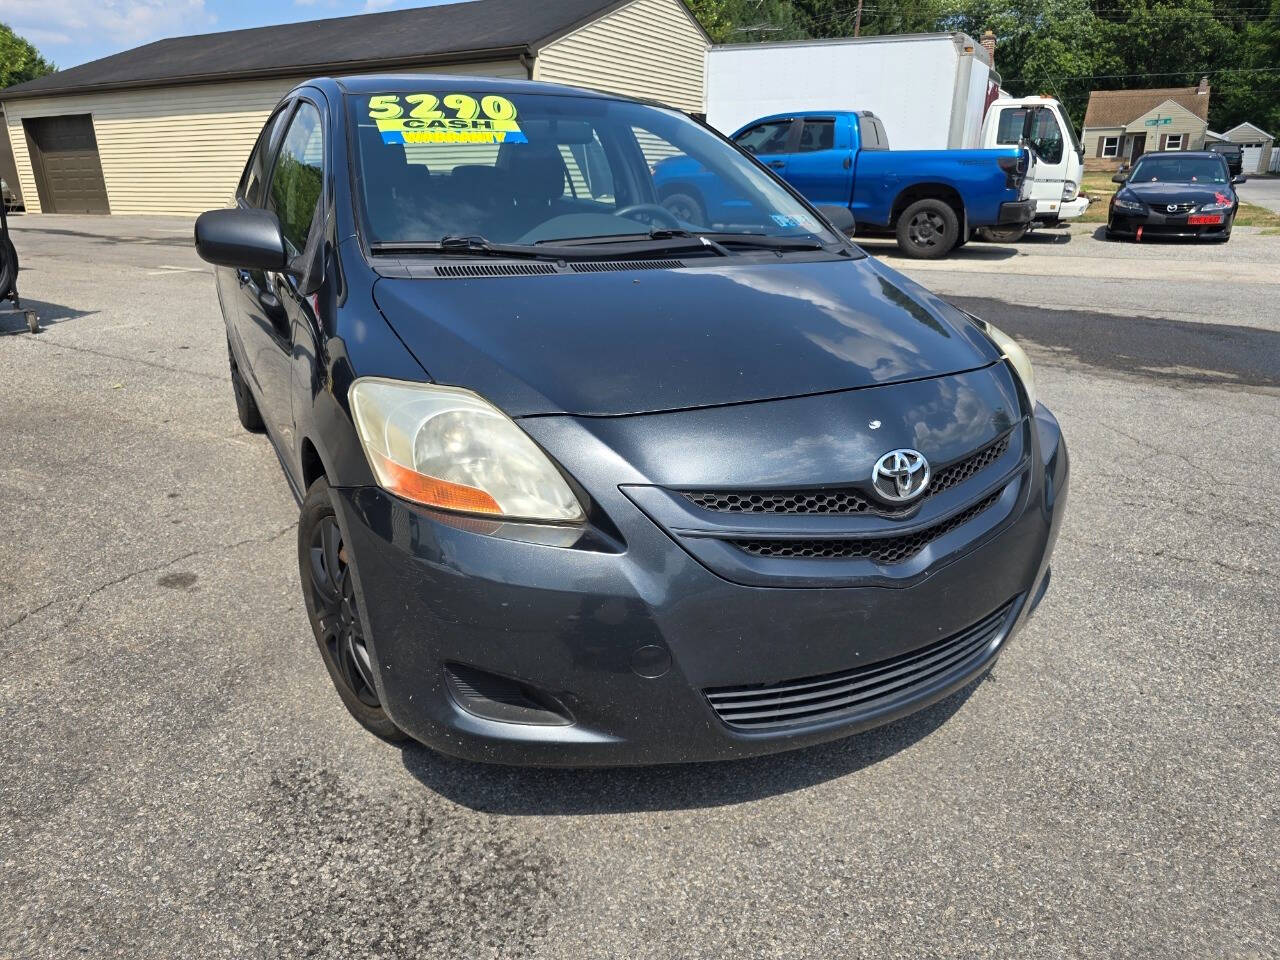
[195,76,1068,765]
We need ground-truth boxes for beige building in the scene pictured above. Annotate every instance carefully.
[0,0,708,216]
[1221,122,1274,175]
[1081,80,1211,172]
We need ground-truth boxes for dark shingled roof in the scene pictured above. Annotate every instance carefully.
[1,0,627,100]
[1082,85,1210,129]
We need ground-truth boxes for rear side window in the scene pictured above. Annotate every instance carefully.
[734,120,793,155]
[798,119,834,152]
[857,115,887,150]
[239,106,291,206]
[268,101,324,256]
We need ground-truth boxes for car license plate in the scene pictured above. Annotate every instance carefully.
[1188,214,1223,225]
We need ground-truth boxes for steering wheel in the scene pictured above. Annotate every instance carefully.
[616,203,683,229]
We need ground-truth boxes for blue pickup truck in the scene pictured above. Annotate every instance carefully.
[654,110,1035,259]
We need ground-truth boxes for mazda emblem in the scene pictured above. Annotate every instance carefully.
[1167,204,1179,213]
[871,449,930,503]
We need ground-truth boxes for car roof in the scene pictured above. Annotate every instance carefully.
[1136,150,1224,159]
[326,73,642,104]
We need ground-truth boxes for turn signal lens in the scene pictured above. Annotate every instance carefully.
[349,378,584,522]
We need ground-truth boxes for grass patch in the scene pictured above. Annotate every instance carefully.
[1078,171,1280,229]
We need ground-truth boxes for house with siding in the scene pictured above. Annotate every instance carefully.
[0,0,709,216]
[1081,79,1211,171]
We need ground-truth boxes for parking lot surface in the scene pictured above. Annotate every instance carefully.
[2,215,1276,959]
[1236,174,1280,214]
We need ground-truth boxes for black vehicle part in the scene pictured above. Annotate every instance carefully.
[0,235,17,301]
[227,339,265,432]
[444,663,572,726]
[298,476,409,743]
[977,224,1029,244]
[896,197,960,259]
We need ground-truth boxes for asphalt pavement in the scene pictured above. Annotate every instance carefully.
[1,215,1276,959]
[1235,173,1280,213]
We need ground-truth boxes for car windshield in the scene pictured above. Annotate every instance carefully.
[347,88,837,249]
[1128,155,1229,184]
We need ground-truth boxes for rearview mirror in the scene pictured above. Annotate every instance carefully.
[816,204,856,236]
[1232,174,1248,185]
[195,208,287,271]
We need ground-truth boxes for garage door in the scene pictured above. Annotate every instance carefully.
[24,115,110,214]
[1242,145,1262,174]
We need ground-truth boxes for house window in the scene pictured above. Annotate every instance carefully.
[1101,136,1119,158]
[1165,134,1184,151]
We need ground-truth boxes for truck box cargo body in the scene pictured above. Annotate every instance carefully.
[707,34,997,151]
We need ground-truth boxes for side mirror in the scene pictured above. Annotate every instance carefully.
[1111,172,1128,184]
[1232,174,1248,185]
[816,204,856,236]
[195,208,287,271]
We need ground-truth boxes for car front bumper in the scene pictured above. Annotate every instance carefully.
[332,406,1069,767]
[1109,207,1233,238]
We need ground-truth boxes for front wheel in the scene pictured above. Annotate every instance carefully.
[977,224,1029,244]
[895,198,960,259]
[298,477,409,743]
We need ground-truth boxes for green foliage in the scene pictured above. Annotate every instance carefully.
[0,22,55,90]
[684,0,1280,136]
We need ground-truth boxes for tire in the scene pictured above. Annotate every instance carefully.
[227,339,265,433]
[0,236,17,301]
[895,198,960,259]
[298,477,409,743]
[976,224,1029,244]
[661,190,706,227]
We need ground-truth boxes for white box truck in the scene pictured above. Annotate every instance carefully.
[706,34,1088,237]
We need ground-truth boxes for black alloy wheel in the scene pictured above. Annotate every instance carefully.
[896,198,959,259]
[298,477,408,742]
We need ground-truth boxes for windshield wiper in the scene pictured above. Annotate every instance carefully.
[370,235,553,259]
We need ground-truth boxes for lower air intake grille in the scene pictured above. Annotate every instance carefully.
[731,489,1003,564]
[705,601,1014,730]
[683,433,1010,516]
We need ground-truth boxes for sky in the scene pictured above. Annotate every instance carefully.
[4,0,472,69]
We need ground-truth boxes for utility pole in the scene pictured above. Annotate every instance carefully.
[854,0,864,37]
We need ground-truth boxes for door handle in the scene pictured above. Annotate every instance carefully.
[843,155,852,170]
[768,161,786,169]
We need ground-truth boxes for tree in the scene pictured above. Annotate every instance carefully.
[0,23,55,90]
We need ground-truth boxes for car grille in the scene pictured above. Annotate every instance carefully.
[730,488,1003,563]
[682,433,1009,516]
[1162,202,1196,215]
[704,601,1014,730]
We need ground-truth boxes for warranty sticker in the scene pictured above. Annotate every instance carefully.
[368,93,527,145]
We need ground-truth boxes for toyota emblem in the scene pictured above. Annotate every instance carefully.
[871,449,930,503]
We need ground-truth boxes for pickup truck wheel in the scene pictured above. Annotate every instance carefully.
[897,199,959,259]
[977,224,1028,244]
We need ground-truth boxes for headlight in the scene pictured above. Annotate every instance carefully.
[1061,180,1078,201]
[1200,196,1234,211]
[1113,195,1146,213]
[969,317,1037,409]
[349,378,584,522]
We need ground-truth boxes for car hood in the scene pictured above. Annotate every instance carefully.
[1122,181,1234,205]
[371,256,999,417]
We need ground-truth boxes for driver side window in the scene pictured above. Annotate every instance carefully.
[734,120,793,156]
[1029,107,1064,164]
[267,101,324,257]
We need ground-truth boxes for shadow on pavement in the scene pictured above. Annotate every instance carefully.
[1,297,96,334]
[399,675,983,814]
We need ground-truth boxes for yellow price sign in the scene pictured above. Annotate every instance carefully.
[369,93,526,145]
